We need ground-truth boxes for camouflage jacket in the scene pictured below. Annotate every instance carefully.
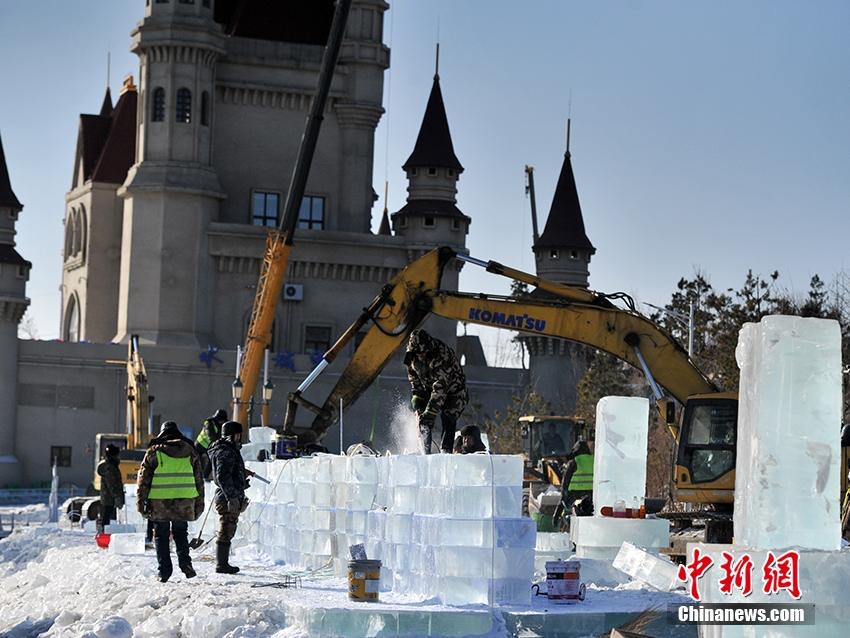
[405,334,469,419]
[208,438,247,507]
[137,434,204,522]
[97,457,125,508]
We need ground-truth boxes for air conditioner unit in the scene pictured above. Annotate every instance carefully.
[283,283,304,301]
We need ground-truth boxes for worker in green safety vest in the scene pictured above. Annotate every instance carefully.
[137,421,205,582]
[195,409,228,479]
[556,439,594,531]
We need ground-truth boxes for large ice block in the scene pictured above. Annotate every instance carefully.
[734,316,842,551]
[571,515,670,560]
[612,541,678,591]
[248,426,275,445]
[447,454,523,487]
[593,396,650,514]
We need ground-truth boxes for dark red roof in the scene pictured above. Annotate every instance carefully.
[214,0,334,45]
[91,90,137,184]
[0,132,22,210]
[534,152,594,252]
[99,87,113,117]
[74,89,137,186]
[402,76,463,172]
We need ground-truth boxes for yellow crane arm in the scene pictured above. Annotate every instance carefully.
[287,247,716,440]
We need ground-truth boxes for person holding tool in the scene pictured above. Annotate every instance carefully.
[403,329,469,454]
[208,421,249,574]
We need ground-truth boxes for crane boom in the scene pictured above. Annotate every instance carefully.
[236,0,353,424]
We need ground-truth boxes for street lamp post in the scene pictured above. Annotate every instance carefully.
[231,377,243,422]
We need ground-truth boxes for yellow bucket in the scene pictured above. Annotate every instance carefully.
[348,559,381,602]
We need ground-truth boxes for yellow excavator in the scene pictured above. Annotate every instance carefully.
[67,335,152,523]
[282,246,738,542]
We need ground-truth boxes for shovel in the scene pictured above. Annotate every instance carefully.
[189,501,214,550]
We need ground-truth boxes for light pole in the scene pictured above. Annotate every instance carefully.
[231,377,243,422]
[644,300,695,358]
[261,349,273,427]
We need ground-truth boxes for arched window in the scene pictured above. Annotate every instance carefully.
[152,87,166,122]
[65,295,80,342]
[201,91,210,126]
[64,211,74,260]
[70,211,80,257]
[176,88,192,123]
[78,205,87,262]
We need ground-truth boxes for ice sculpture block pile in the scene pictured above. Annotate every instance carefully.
[593,396,650,514]
[231,452,534,606]
[570,395,668,560]
[612,541,678,591]
[734,316,842,551]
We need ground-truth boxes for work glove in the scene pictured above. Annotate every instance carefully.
[411,395,427,413]
[116,495,125,510]
[419,409,437,431]
[240,497,250,513]
[226,497,242,514]
[138,499,151,516]
[194,500,204,519]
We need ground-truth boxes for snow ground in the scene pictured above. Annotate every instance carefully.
[0,525,688,638]
[0,504,49,526]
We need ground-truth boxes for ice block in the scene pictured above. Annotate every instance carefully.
[734,316,842,551]
[613,541,679,591]
[108,533,145,555]
[593,396,650,515]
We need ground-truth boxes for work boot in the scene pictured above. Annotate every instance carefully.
[215,541,239,574]
[181,563,197,579]
[158,570,172,583]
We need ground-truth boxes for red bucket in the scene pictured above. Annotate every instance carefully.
[95,533,111,549]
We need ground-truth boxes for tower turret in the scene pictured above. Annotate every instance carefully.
[533,130,595,286]
[0,131,29,485]
[392,54,469,248]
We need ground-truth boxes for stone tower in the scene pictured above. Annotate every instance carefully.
[0,132,30,484]
[115,0,227,347]
[391,64,469,346]
[522,141,596,413]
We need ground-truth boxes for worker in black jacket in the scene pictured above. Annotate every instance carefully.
[208,421,248,574]
[96,444,125,533]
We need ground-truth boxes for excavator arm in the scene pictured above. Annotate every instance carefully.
[286,247,717,440]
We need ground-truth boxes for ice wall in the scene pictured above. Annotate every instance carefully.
[593,396,650,515]
[734,316,842,551]
[239,453,535,606]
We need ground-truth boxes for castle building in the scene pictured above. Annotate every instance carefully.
[1,0,535,487]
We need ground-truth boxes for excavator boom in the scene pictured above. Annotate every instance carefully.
[290,247,716,439]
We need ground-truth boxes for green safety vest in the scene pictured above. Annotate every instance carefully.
[568,453,594,491]
[196,420,218,450]
[149,451,199,500]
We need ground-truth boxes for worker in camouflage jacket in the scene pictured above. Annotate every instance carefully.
[403,329,469,454]
[137,421,205,582]
[96,444,125,533]
[208,421,249,574]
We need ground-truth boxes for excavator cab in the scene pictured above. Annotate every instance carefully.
[520,416,588,470]
[672,392,738,505]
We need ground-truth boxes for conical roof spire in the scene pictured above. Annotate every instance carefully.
[402,74,463,172]
[534,144,594,252]
[99,86,113,117]
[378,208,392,235]
[0,132,22,211]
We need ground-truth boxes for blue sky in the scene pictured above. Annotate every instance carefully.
[1,1,849,358]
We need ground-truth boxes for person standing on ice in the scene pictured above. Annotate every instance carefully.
[96,444,125,533]
[403,329,469,454]
[195,408,228,479]
[137,421,205,582]
[555,439,594,528]
[208,421,249,574]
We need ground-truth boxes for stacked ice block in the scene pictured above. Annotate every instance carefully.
[592,396,650,514]
[570,395,668,560]
[734,316,842,551]
[230,453,535,606]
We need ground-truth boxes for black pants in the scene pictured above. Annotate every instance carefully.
[96,505,116,533]
[153,520,191,577]
[420,412,457,454]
